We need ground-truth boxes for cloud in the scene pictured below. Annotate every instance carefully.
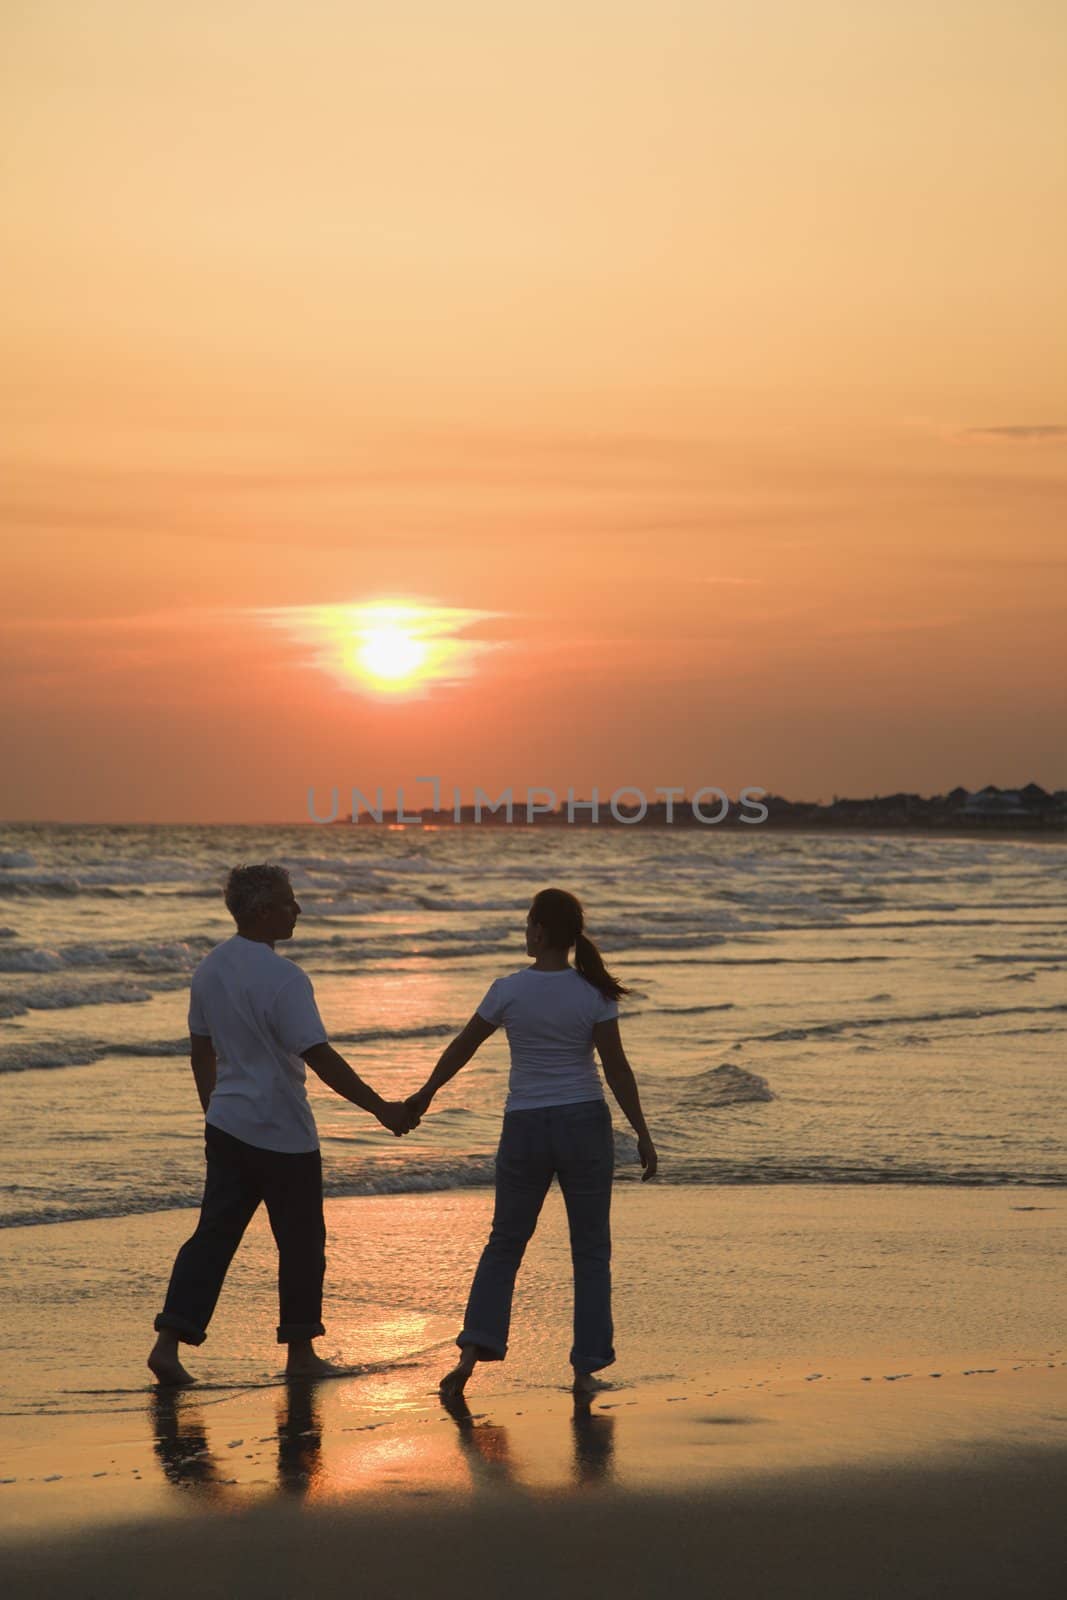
[902,418,1067,446]
[928,556,1067,571]
[823,614,967,639]
[0,609,217,635]
[962,425,1067,441]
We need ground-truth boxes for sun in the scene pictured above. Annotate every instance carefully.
[338,603,440,694]
[358,625,427,684]
[260,598,500,698]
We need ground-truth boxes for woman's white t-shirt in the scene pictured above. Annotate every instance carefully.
[188,934,327,1153]
[476,967,619,1112]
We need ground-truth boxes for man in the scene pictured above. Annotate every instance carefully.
[148,863,416,1385]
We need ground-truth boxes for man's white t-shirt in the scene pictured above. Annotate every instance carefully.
[188,934,327,1154]
[476,967,619,1112]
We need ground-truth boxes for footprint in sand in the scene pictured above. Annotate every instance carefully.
[698,1415,768,1427]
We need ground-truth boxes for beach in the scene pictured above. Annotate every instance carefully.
[8,1444,1067,1600]
[2,825,1065,1593]
[3,1184,1066,1595]
[6,0,1066,1585]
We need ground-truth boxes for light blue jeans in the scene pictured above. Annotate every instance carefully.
[458,1098,616,1375]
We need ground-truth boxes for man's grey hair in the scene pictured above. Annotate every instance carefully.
[224,863,291,923]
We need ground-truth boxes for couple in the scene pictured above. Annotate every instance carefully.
[148,864,657,1397]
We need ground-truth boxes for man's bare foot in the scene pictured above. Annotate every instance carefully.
[439,1345,479,1399]
[148,1334,195,1387]
[572,1371,614,1398]
[285,1347,346,1380]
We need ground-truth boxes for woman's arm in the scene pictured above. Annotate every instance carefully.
[408,1013,497,1114]
[592,1019,658,1180]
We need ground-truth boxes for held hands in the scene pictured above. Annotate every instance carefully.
[375,1085,434,1138]
[376,1099,422,1138]
[637,1132,658,1182]
[404,1086,434,1122]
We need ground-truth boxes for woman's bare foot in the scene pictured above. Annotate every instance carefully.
[285,1341,346,1380]
[572,1371,614,1398]
[147,1333,195,1387]
[439,1345,479,1399]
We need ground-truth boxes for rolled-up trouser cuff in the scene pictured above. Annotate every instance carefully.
[571,1348,616,1376]
[154,1313,207,1347]
[458,1328,506,1361]
[277,1321,326,1345]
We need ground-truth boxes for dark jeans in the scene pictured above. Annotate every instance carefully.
[459,1099,616,1375]
[154,1122,326,1346]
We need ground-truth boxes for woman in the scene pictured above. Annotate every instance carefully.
[406,887,657,1398]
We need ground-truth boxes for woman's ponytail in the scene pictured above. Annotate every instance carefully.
[529,886,629,1003]
[574,928,629,1003]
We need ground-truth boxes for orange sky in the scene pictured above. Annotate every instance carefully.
[2,1,1065,821]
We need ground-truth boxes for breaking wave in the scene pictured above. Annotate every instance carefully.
[676,1064,775,1108]
[4,1151,1065,1229]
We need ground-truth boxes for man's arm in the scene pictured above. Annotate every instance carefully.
[190,1033,217,1114]
[592,1018,658,1180]
[408,1013,497,1114]
[301,1041,413,1136]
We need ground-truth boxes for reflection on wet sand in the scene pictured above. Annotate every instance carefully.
[439,1393,520,1490]
[150,1380,324,1500]
[150,1390,225,1498]
[276,1381,323,1497]
[441,1392,617,1491]
[571,1400,616,1486]
[151,1382,618,1502]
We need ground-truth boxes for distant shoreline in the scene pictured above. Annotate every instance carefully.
[323,817,1067,841]
[319,783,1067,836]
[2,819,1065,839]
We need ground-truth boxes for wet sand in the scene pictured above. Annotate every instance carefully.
[2,1185,1065,1595]
[4,1365,1067,1598]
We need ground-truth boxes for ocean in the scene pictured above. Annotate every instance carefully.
[1,822,1064,1235]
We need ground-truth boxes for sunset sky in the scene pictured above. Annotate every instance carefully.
[2,1,1065,821]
